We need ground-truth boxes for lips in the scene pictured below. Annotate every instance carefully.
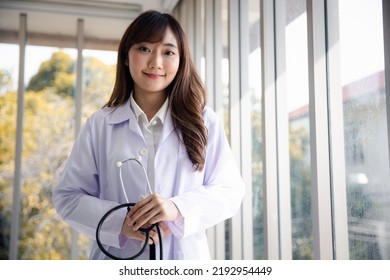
[143,72,165,79]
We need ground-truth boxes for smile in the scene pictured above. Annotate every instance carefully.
[143,72,165,79]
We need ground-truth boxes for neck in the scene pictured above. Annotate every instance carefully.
[133,91,167,121]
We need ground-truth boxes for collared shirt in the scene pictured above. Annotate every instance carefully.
[130,93,169,192]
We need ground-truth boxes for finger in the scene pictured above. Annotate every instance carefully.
[149,223,171,244]
[133,208,162,230]
[127,197,157,225]
[127,197,151,219]
[127,207,151,227]
[148,228,159,244]
[129,198,163,228]
[122,225,147,242]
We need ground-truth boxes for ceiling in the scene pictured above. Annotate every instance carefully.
[0,0,179,49]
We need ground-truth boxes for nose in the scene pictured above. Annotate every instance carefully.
[148,52,162,69]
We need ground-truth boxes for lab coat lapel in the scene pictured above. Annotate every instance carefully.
[159,110,175,146]
[154,113,180,196]
[107,99,143,139]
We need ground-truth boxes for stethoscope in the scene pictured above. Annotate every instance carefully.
[95,156,163,260]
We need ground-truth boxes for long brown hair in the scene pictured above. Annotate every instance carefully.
[104,10,207,171]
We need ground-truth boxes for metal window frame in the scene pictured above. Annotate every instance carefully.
[204,0,228,260]
[306,0,334,259]
[260,0,280,260]
[239,0,255,260]
[274,0,293,260]
[384,0,390,169]
[69,18,85,260]
[9,13,26,260]
[325,0,349,260]
[228,0,243,260]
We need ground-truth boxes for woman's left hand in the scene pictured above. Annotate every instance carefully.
[126,193,180,231]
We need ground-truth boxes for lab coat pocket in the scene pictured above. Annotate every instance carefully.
[173,232,210,260]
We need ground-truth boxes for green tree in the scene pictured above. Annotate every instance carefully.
[82,56,115,118]
[0,69,13,94]
[289,125,312,259]
[0,50,115,259]
[26,51,75,96]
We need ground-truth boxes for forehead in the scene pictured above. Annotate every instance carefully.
[161,28,178,47]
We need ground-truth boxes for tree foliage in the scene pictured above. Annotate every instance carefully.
[0,69,13,94]
[26,51,75,96]
[0,50,115,259]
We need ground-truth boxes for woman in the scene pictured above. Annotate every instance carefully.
[53,10,245,260]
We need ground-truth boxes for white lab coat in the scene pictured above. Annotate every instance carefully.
[53,99,245,260]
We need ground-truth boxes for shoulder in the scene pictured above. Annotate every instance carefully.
[89,106,116,122]
[202,106,227,140]
[84,107,115,129]
[86,100,133,127]
[202,106,221,127]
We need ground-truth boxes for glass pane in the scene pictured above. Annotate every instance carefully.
[248,0,264,260]
[285,0,313,259]
[82,49,116,121]
[222,0,230,138]
[0,43,19,259]
[19,45,79,259]
[339,0,390,260]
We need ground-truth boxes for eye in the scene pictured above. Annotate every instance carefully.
[165,50,175,56]
[138,46,150,53]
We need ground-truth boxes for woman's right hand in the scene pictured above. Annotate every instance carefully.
[120,219,149,242]
[121,217,171,245]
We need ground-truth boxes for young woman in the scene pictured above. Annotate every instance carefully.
[53,10,245,260]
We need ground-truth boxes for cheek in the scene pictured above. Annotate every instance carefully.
[167,60,180,76]
[129,54,140,67]
[128,55,143,76]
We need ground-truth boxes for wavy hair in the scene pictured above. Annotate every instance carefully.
[104,10,208,171]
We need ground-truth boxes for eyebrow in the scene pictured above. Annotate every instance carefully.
[163,43,178,49]
[136,41,178,49]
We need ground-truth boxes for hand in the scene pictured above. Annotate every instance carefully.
[120,218,148,242]
[121,219,171,245]
[147,222,172,245]
[126,193,180,231]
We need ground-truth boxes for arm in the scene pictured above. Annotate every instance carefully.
[53,117,126,248]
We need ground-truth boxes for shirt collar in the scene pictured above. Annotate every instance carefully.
[130,93,169,125]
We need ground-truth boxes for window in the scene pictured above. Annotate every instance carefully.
[0,43,19,259]
[2,0,390,260]
[285,0,313,260]
[0,13,118,259]
[338,0,390,260]
[247,0,264,260]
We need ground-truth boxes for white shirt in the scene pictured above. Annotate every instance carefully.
[130,94,169,192]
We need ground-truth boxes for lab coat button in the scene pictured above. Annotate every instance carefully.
[139,148,148,156]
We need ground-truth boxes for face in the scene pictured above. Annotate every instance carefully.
[128,27,180,98]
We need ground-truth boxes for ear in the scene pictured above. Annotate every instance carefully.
[124,54,129,66]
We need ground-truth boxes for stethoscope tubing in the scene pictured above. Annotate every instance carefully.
[95,202,163,260]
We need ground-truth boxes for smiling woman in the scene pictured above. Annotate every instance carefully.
[53,10,245,260]
[128,28,180,119]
